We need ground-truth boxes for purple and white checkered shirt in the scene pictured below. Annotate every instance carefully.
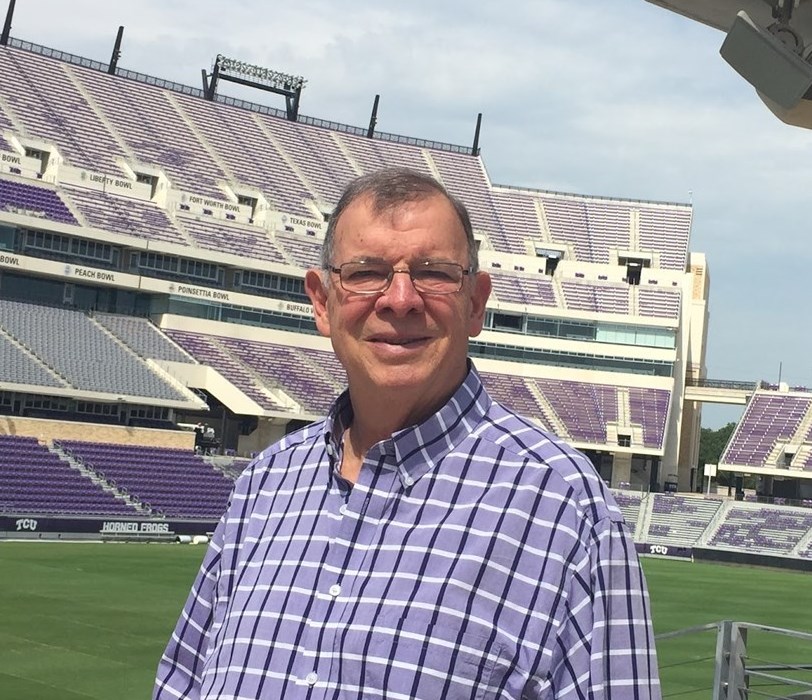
[154,366,660,699]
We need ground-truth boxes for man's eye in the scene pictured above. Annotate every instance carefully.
[415,269,454,282]
[346,268,387,281]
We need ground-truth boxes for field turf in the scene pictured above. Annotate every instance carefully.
[0,542,810,699]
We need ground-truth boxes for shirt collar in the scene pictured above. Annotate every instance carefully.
[322,362,492,489]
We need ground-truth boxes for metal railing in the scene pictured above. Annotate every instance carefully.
[656,621,812,699]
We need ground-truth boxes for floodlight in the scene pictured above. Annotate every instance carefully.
[215,54,306,92]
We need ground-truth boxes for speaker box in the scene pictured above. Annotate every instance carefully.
[720,10,812,110]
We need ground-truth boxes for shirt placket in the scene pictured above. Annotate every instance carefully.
[291,443,399,697]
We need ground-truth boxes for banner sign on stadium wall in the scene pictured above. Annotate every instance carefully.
[0,515,217,537]
[0,252,138,288]
[0,151,43,178]
[140,276,314,317]
[180,193,246,217]
[60,166,154,200]
[0,252,315,318]
[636,542,693,559]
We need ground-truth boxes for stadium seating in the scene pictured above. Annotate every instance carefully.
[56,440,233,518]
[638,206,692,271]
[0,331,65,387]
[611,489,643,531]
[0,48,126,171]
[637,287,681,319]
[609,492,812,557]
[628,387,670,450]
[93,313,194,363]
[62,184,188,245]
[797,538,812,559]
[0,38,710,535]
[534,378,617,444]
[560,279,631,315]
[175,212,289,263]
[0,299,188,400]
[479,373,556,429]
[707,504,812,556]
[0,435,136,515]
[0,178,78,225]
[721,392,812,467]
[489,189,543,254]
[218,337,342,415]
[256,108,359,205]
[71,62,228,199]
[541,197,633,265]
[0,41,694,276]
[645,494,723,546]
[164,330,287,411]
[428,149,504,244]
[274,229,324,269]
[488,269,558,307]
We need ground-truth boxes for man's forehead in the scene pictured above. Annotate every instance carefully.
[349,191,445,221]
[335,192,461,236]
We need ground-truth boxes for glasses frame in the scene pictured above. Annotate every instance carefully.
[327,260,471,295]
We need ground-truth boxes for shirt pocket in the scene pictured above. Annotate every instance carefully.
[353,610,507,700]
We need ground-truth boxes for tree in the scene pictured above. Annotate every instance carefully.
[698,422,736,487]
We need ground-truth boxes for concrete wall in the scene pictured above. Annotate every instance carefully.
[0,416,194,450]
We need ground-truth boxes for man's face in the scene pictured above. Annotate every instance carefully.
[306,193,491,420]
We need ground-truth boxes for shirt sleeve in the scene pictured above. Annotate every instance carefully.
[153,518,226,700]
[545,517,661,699]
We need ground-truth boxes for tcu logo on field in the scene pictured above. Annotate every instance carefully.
[15,518,38,531]
[649,544,669,556]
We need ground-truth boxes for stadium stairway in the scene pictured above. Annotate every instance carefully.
[51,444,148,514]
[254,118,322,204]
[793,444,812,469]
[790,526,812,558]
[526,381,568,436]
[88,313,201,404]
[66,68,139,172]
[636,494,654,541]
[697,500,733,547]
[212,336,300,412]
[0,324,68,388]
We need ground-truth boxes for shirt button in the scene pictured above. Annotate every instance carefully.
[329,583,342,597]
[403,474,414,487]
[339,503,348,515]
[305,671,318,686]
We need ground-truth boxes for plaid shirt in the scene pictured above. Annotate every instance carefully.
[155,366,660,699]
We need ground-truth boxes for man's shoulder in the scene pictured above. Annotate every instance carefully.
[240,419,327,477]
[472,400,622,525]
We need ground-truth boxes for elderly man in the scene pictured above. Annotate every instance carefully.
[154,167,660,699]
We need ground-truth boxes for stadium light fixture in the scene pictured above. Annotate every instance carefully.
[216,55,307,92]
[203,54,307,121]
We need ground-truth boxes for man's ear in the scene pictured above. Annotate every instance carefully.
[468,271,491,338]
[305,269,332,338]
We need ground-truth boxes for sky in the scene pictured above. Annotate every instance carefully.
[6,0,811,428]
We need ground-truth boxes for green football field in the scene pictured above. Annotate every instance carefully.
[0,542,810,699]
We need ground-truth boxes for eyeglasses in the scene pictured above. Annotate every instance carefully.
[327,261,470,295]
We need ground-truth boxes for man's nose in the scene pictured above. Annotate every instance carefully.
[377,269,425,314]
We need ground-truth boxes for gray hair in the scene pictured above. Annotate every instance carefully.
[320,167,479,274]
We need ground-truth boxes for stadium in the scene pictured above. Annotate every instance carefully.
[1,1,812,697]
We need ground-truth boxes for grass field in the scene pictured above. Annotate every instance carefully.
[0,542,810,699]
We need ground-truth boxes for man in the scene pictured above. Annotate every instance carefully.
[155,168,660,699]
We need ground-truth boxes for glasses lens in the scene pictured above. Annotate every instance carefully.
[412,263,464,294]
[340,262,391,292]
